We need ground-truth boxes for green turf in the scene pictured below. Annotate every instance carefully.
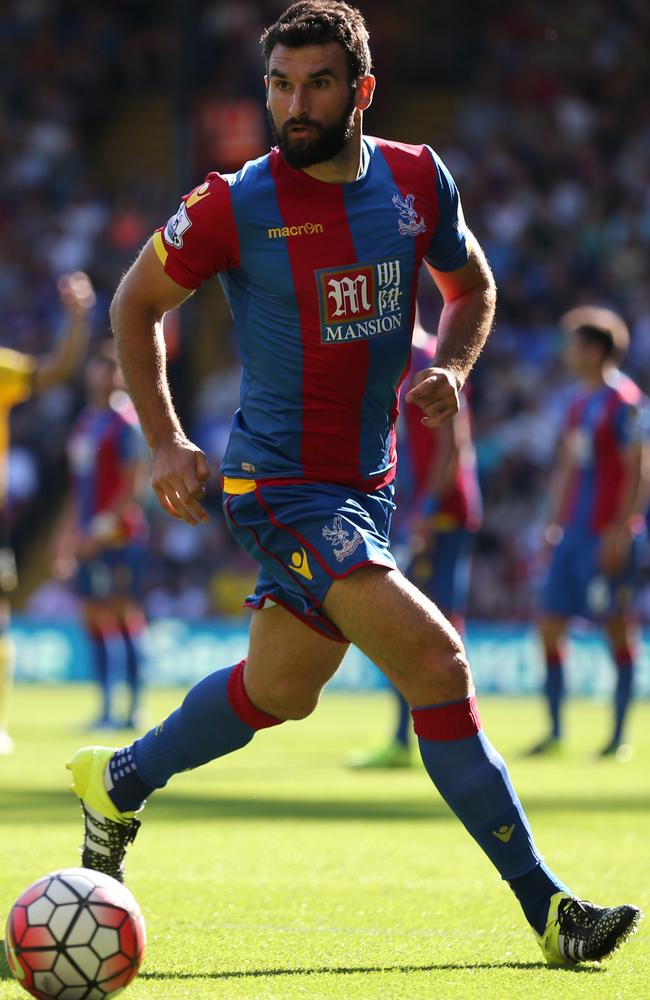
[1,684,648,999]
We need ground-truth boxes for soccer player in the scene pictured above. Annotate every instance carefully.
[57,342,149,730]
[348,314,481,768]
[530,306,649,759]
[0,271,95,753]
[67,2,641,965]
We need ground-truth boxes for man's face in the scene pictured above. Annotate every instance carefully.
[564,333,605,378]
[265,42,359,169]
[85,357,120,400]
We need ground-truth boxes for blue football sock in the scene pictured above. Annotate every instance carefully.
[544,652,564,739]
[393,687,411,748]
[107,746,152,811]
[509,862,569,935]
[106,660,281,812]
[89,629,111,721]
[119,623,143,717]
[413,696,569,933]
[612,650,634,745]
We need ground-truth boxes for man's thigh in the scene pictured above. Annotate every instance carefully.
[323,565,471,705]
[245,602,349,718]
[224,480,396,643]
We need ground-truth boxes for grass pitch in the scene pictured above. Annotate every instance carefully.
[1,684,648,1000]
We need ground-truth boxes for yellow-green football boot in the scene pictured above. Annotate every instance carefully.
[346,742,412,769]
[66,746,141,883]
[537,891,642,965]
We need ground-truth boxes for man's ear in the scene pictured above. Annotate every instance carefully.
[355,74,376,112]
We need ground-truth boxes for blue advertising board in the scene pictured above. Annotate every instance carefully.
[10,617,650,697]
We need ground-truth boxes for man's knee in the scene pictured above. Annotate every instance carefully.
[400,628,472,704]
[279,695,320,721]
[257,686,321,721]
[539,616,566,653]
[426,644,472,697]
[245,672,324,721]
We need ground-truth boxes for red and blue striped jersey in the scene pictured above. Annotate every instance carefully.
[68,396,147,542]
[558,372,645,533]
[398,342,481,530]
[153,137,471,491]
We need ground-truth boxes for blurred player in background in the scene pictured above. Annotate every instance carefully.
[0,271,95,753]
[54,342,149,730]
[67,1,641,965]
[348,308,481,768]
[531,307,649,759]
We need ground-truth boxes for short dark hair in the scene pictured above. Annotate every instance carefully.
[561,305,630,361]
[260,1,372,83]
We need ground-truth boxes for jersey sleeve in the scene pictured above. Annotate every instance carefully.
[115,419,147,464]
[152,172,240,290]
[424,149,472,273]
[614,399,644,448]
[0,348,35,408]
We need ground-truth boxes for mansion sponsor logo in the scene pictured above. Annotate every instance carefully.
[317,257,404,343]
[268,222,324,239]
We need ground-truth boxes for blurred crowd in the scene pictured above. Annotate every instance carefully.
[2,0,649,622]
[1,3,172,569]
[437,1,650,617]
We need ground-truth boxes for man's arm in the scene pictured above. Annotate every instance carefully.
[32,272,95,394]
[542,437,572,549]
[406,240,496,427]
[109,240,210,525]
[599,440,646,576]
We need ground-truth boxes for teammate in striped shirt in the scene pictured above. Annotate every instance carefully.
[531,306,649,758]
[67,1,641,964]
[348,315,481,768]
[58,342,149,729]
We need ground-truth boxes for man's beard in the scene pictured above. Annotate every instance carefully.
[269,93,357,169]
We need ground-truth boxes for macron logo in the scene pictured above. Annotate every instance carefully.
[268,222,324,239]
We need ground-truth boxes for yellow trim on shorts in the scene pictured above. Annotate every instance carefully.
[223,476,257,495]
[152,230,168,266]
[433,513,461,531]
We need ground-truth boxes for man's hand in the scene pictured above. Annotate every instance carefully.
[151,436,210,525]
[409,512,437,555]
[57,271,96,318]
[405,367,461,427]
[598,524,633,577]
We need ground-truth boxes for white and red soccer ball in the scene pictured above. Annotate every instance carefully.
[4,868,146,999]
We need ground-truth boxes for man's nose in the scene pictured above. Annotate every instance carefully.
[289,85,308,117]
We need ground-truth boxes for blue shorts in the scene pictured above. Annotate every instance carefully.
[223,480,397,641]
[540,528,641,620]
[407,528,473,615]
[75,544,147,602]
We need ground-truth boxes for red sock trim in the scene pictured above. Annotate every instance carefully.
[89,621,123,639]
[226,660,283,730]
[88,624,114,642]
[411,695,482,741]
[545,651,563,669]
[121,611,146,636]
[614,647,634,670]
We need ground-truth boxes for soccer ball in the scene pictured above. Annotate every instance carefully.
[4,867,146,1000]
